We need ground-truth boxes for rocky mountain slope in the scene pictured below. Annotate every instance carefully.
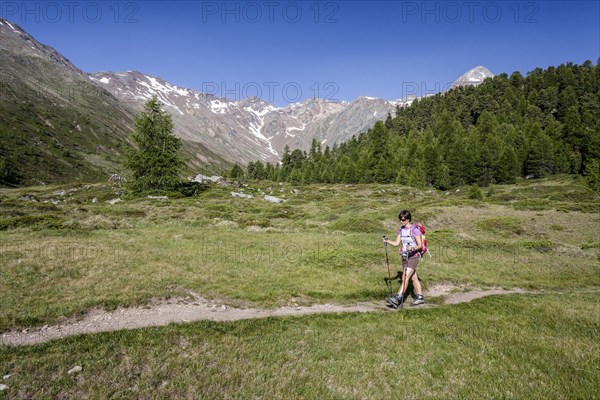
[0,17,494,184]
[451,65,495,88]
[89,71,416,164]
[0,18,229,184]
[0,18,134,184]
[90,65,493,164]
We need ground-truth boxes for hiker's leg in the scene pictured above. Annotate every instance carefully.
[401,267,415,295]
[411,271,423,295]
[409,255,422,294]
[406,257,422,295]
[397,257,408,295]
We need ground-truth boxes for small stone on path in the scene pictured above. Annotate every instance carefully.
[68,366,82,375]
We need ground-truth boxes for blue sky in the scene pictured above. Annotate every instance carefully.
[2,1,599,106]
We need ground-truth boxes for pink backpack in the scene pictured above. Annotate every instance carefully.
[411,223,431,258]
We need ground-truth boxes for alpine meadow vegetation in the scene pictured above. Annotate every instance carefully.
[1,62,599,400]
[1,176,599,399]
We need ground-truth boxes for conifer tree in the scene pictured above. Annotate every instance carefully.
[308,138,322,162]
[406,165,426,188]
[247,62,597,187]
[557,86,577,119]
[265,163,275,181]
[280,145,292,180]
[253,160,266,180]
[463,128,481,184]
[384,112,393,129]
[509,71,525,90]
[563,105,584,150]
[525,125,555,178]
[496,147,520,184]
[344,161,358,183]
[569,151,583,174]
[229,163,244,180]
[301,164,313,184]
[395,167,408,185]
[123,95,184,193]
[434,162,452,190]
[247,161,256,179]
[321,166,334,183]
[423,142,440,186]
[475,142,494,187]
[288,168,302,185]
[476,111,500,138]
[272,164,282,181]
[584,158,600,192]
[0,153,20,185]
[585,123,600,160]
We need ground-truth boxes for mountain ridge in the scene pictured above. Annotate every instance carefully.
[89,70,403,163]
[1,16,495,184]
[0,18,229,185]
[89,65,492,164]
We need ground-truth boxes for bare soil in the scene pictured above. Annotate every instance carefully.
[1,285,527,346]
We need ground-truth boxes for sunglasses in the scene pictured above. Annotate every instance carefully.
[400,218,408,222]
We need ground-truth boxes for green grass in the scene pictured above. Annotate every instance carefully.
[0,176,599,331]
[0,175,599,397]
[475,216,525,236]
[1,293,598,399]
[329,215,384,233]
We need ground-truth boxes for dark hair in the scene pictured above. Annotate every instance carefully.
[399,210,411,221]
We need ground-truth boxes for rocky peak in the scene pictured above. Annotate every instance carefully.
[452,66,494,88]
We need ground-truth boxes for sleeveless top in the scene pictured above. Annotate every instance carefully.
[398,225,422,256]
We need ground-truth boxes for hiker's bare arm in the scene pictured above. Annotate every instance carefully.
[385,235,401,247]
[410,235,423,252]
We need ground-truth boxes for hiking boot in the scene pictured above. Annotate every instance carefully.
[411,294,425,306]
[386,294,404,309]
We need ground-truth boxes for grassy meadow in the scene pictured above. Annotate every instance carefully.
[0,175,599,398]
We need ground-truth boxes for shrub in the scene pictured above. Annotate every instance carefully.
[0,214,63,230]
[476,217,525,236]
[468,185,484,200]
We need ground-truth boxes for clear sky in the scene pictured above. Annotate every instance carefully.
[2,0,599,106]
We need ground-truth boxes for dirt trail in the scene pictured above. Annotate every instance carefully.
[1,286,527,347]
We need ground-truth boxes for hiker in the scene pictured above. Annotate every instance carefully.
[383,210,425,307]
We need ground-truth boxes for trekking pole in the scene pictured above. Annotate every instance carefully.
[383,236,393,296]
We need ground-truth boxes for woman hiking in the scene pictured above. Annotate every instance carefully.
[383,210,425,308]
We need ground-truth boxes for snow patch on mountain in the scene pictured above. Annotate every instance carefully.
[248,116,278,157]
[285,123,307,137]
[452,66,494,88]
[85,65,492,165]
[244,105,278,118]
[89,76,111,85]
[210,99,232,114]
[4,20,20,33]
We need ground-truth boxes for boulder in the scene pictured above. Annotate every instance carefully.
[264,195,284,203]
[231,192,254,199]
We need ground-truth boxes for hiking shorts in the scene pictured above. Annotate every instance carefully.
[402,256,420,271]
